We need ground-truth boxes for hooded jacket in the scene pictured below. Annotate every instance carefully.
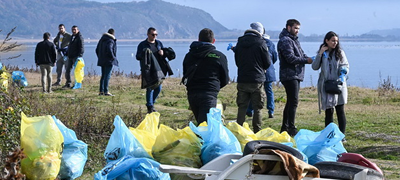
[96,33,118,67]
[234,29,271,83]
[182,41,229,94]
[277,28,309,82]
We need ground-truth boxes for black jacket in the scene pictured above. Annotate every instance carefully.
[234,29,271,83]
[35,39,56,66]
[183,41,229,94]
[136,39,173,76]
[67,31,84,59]
[96,33,118,67]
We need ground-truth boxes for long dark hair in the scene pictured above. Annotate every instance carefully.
[319,31,342,60]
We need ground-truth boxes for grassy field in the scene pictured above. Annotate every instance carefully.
[3,70,400,179]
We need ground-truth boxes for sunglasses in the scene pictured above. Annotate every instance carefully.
[151,34,158,37]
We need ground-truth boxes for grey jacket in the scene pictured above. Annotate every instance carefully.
[312,50,349,113]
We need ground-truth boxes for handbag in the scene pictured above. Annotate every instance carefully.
[324,80,343,94]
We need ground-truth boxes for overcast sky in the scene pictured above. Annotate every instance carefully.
[91,0,400,36]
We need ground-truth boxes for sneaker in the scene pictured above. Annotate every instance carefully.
[52,82,61,86]
[99,92,104,96]
[146,106,156,114]
[342,138,347,143]
[62,84,71,88]
[104,93,114,96]
[268,113,274,118]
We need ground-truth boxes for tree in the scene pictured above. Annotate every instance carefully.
[0,27,22,61]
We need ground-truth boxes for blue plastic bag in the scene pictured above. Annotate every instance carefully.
[94,155,170,180]
[12,71,28,87]
[104,115,151,162]
[53,116,88,179]
[294,123,347,165]
[189,108,242,164]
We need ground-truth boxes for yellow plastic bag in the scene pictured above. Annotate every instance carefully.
[256,128,296,147]
[129,112,161,158]
[20,112,64,180]
[226,122,257,151]
[73,57,85,89]
[74,58,85,83]
[21,152,62,180]
[152,124,202,168]
[0,66,10,91]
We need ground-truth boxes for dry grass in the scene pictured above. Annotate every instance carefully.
[10,71,400,179]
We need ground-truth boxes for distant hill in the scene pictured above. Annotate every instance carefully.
[0,0,233,39]
[367,28,400,38]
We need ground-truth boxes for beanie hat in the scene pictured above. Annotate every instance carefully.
[250,22,264,35]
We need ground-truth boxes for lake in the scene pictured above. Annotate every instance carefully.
[2,40,400,89]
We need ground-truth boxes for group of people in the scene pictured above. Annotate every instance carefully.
[34,18,349,138]
[34,24,84,93]
[181,19,349,139]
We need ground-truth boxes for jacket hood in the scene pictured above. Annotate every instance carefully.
[189,41,215,58]
[238,29,262,48]
[103,32,115,40]
[279,28,297,40]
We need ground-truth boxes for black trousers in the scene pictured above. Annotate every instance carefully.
[188,92,218,125]
[325,104,347,134]
[281,79,300,136]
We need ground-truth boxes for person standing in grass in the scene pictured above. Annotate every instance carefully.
[136,27,173,113]
[52,24,71,86]
[234,22,271,133]
[312,31,349,142]
[96,28,118,96]
[182,28,229,125]
[35,32,56,93]
[278,19,313,136]
[64,25,84,88]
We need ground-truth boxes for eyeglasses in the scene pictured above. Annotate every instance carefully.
[151,34,158,37]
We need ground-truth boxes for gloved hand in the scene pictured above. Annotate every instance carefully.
[323,52,328,58]
[227,43,233,51]
[340,67,348,74]
[311,56,316,62]
[339,67,348,82]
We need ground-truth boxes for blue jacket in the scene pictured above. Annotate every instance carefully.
[277,28,309,82]
[264,38,277,82]
[96,33,118,67]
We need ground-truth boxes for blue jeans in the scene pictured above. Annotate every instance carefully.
[146,84,162,107]
[246,81,275,115]
[99,65,113,93]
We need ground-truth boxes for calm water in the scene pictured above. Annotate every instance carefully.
[2,41,400,89]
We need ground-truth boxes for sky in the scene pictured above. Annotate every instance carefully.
[91,0,400,36]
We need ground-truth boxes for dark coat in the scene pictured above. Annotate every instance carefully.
[264,38,278,82]
[53,31,71,55]
[35,39,56,66]
[96,33,118,67]
[182,41,229,94]
[277,28,309,82]
[136,39,173,76]
[140,48,165,89]
[67,31,84,59]
[234,29,271,83]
